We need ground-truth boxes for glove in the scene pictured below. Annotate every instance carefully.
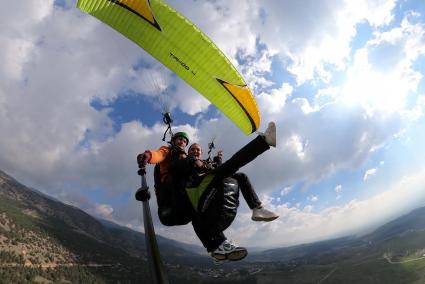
[137,151,151,176]
[137,151,151,166]
[135,189,150,201]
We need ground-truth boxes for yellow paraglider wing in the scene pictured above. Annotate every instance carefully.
[77,0,260,134]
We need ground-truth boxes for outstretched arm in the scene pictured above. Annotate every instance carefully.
[137,146,170,175]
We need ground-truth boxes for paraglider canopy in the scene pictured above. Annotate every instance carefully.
[77,0,260,135]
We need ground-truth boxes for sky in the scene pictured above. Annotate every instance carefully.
[1,0,425,250]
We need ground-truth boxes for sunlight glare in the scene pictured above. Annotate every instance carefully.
[341,68,407,113]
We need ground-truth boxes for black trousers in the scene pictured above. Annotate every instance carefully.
[233,172,261,209]
[192,135,269,252]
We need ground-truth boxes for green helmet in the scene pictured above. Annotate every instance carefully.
[172,131,189,144]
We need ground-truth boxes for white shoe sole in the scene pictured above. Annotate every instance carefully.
[211,252,227,260]
[227,249,248,261]
[252,215,279,222]
[211,250,248,264]
[264,122,276,147]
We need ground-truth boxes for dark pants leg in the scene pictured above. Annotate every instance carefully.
[192,214,226,252]
[232,172,261,209]
[190,136,269,252]
[213,135,269,179]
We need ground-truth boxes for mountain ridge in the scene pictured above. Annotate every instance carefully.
[0,169,208,283]
[3,168,425,283]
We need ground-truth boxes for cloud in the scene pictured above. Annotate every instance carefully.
[226,167,425,248]
[335,16,425,114]
[0,1,52,81]
[368,12,425,71]
[0,2,410,202]
[335,184,342,199]
[58,190,115,221]
[280,186,292,196]
[364,168,378,181]
[0,3,149,183]
[252,0,397,84]
[0,1,53,31]
[335,184,342,193]
[258,82,293,114]
[235,98,404,198]
[95,204,114,218]
[308,195,319,202]
[0,2,199,195]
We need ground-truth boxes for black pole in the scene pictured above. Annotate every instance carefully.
[136,174,169,284]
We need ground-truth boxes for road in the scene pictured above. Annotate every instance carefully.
[317,267,338,284]
[385,256,425,264]
[0,263,115,268]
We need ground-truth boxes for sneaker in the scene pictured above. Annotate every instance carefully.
[252,206,279,222]
[210,240,248,262]
[263,121,276,147]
